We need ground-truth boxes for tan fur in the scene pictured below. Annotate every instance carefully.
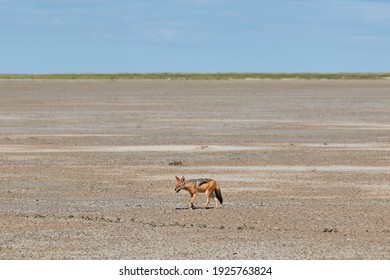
[175,176,223,209]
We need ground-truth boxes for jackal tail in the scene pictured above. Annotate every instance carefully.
[215,183,223,205]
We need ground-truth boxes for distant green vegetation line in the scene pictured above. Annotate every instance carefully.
[1,73,389,80]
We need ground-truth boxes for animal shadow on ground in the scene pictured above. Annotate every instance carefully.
[175,206,214,210]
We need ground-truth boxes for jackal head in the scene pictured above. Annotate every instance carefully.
[175,176,185,193]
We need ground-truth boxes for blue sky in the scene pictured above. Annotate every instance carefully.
[1,0,390,74]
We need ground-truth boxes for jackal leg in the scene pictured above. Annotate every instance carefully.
[190,192,198,209]
[203,190,212,208]
[211,191,219,208]
[206,191,219,208]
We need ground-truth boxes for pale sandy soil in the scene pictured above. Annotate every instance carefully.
[0,79,389,259]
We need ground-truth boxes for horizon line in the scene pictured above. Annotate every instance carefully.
[1,72,390,80]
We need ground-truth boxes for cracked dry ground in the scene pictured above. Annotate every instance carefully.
[0,79,389,259]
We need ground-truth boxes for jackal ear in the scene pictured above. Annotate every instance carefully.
[175,176,180,182]
[180,176,185,182]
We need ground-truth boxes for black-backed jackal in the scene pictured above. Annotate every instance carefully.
[175,176,223,209]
